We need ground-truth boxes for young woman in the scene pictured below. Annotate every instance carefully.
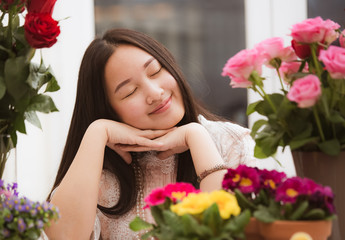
[45,28,257,240]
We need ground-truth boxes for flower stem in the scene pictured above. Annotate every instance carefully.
[311,44,322,78]
[276,68,286,92]
[313,106,325,142]
[258,85,277,113]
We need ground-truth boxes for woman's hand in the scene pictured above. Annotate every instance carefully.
[97,119,172,163]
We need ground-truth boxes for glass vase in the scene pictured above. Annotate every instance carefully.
[0,134,17,182]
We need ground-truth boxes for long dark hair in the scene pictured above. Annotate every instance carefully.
[50,28,219,217]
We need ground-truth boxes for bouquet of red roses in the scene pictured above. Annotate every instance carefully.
[0,0,61,178]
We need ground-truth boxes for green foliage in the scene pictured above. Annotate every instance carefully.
[130,204,251,240]
[0,5,60,150]
[247,45,345,158]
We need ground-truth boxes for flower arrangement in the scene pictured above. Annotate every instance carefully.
[0,180,60,239]
[221,16,345,158]
[0,0,61,178]
[222,165,336,223]
[129,182,251,240]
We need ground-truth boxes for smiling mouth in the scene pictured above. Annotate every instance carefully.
[149,96,172,114]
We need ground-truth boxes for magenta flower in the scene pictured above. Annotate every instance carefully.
[164,182,199,201]
[222,165,260,194]
[144,187,168,208]
[258,169,286,193]
[275,177,307,204]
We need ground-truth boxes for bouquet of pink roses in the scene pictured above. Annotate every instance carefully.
[222,165,336,222]
[130,182,250,240]
[222,16,345,158]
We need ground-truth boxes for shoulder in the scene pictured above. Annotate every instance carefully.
[198,115,251,140]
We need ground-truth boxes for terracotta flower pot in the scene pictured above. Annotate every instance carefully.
[258,220,332,240]
[292,151,345,240]
[245,217,263,240]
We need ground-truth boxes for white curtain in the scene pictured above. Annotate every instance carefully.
[7,0,95,201]
[245,0,307,176]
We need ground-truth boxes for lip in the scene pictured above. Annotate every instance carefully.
[149,96,172,114]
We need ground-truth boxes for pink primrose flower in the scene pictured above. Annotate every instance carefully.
[291,16,340,44]
[221,48,263,88]
[279,61,308,83]
[258,169,287,193]
[340,29,345,48]
[319,45,345,79]
[144,187,167,208]
[275,177,307,204]
[287,75,322,108]
[222,165,260,194]
[255,37,296,68]
[164,182,199,201]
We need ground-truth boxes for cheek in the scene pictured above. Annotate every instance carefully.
[113,101,145,122]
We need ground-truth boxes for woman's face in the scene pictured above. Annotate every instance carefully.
[104,45,185,130]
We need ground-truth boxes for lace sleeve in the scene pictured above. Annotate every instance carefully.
[199,115,257,168]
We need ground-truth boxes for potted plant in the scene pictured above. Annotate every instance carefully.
[129,182,251,240]
[222,165,336,240]
[221,16,345,239]
[0,0,61,179]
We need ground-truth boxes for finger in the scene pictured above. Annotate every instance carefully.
[140,128,176,139]
[134,137,164,148]
[115,144,161,152]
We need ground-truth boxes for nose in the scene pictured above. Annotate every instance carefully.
[145,81,164,105]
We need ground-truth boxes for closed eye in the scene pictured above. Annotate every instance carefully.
[150,67,162,77]
[123,88,137,99]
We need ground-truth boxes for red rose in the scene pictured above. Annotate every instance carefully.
[291,40,311,59]
[26,0,57,15]
[24,12,60,49]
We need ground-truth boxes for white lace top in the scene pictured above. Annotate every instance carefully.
[94,116,257,240]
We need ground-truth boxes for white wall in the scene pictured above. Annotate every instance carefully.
[244,0,307,176]
[3,0,95,201]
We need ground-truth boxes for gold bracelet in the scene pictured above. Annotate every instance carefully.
[197,164,228,183]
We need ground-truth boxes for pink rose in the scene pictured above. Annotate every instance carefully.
[255,37,296,67]
[339,29,345,48]
[287,75,322,108]
[291,17,340,44]
[279,61,308,83]
[222,48,263,88]
[319,46,345,79]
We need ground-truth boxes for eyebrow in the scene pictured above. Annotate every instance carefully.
[114,57,156,93]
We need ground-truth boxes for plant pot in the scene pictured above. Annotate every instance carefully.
[258,220,332,240]
[292,151,345,240]
[245,217,263,240]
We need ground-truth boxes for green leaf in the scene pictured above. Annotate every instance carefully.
[45,73,60,92]
[129,216,153,232]
[318,139,341,156]
[26,94,58,113]
[289,137,319,150]
[303,208,326,220]
[250,119,267,138]
[224,209,251,233]
[181,214,212,237]
[14,113,26,134]
[162,210,183,234]
[151,205,165,226]
[246,101,261,115]
[24,111,42,129]
[4,56,30,100]
[253,144,270,159]
[202,203,223,235]
[289,200,309,220]
[328,111,345,124]
[234,189,257,211]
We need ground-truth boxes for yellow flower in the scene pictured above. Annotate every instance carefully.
[290,232,313,240]
[170,192,212,216]
[209,190,241,219]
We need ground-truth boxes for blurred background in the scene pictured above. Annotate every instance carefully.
[3,0,343,201]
